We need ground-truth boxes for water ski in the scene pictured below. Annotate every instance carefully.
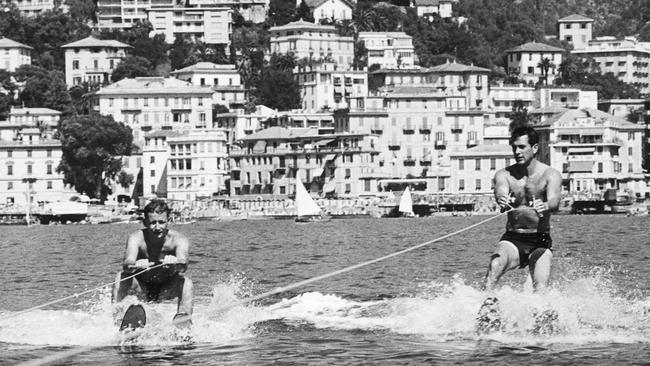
[120,304,146,332]
[476,297,502,334]
[172,312,192,329]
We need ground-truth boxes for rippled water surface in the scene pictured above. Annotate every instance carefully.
[1,215,649,365]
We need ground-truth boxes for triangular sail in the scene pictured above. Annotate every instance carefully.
[295,179,321,217]
[398,186,413,214]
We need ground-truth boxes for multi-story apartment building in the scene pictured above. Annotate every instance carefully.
[171,62,246,110]
[0,37,32,72]
[598,98,647,119]
[93,77,214,145]
[0,134,68,206]
[97,0,174,30]
[411,0,454,21]
[536,108,646,195]
[2,107,61,141]
[505,42,564,85]
[269,20,354,67]
[229,127,381,198]
[336,84,490,194]
[358,32,415,69]
[298,0,353,23]
[142,129,229,200]
[214,105,277,145]
[12,0,61,16]
[557,14,593,50]
[487,83,535,125]
[265,111,336,134]
[572,36,650,95]
[449,144,513,194]
[293,62,367,112]
[535,87,598,110]
[62,36,132,87]
[371,60,491,109]
[147,6,233,46]
[189,0,268,23]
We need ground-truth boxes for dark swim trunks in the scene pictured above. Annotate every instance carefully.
[135,266,184,302]
[500,231,553,268]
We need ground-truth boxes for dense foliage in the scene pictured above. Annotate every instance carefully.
[57,115,134,200]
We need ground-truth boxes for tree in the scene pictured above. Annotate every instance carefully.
[111,56,155,82]
[507,100,530,132]
[117,170,135,189]
[255,68,301,111]
[294,0,314,23]
[57,114,134,200]
[169,36,194,71]
[65,0,96,23]
[537,57,554,85]
[15,65,72,115]
[268,0,295,27]
[68,82,96,115]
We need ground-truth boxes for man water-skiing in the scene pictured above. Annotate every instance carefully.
[484,126,562,292]
[112,199,193,324]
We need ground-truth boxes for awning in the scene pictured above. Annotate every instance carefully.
[568,161,595,173]
[312,168,324,177]
[323,181,336,193]
[568,147,595,154]
[252,140,266,153]
[315,139,335,146]
[324,153,337,161]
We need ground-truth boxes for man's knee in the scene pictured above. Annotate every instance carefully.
[488,254,506,272]
[530,248,552,265]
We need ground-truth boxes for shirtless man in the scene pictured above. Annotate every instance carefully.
[112,199,194,321]
[484,126,562,292]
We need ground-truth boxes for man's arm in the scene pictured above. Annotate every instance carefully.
[493,169,511,211]
[122,232,142,271]
[544,168,562,212]
[172,232,190,273]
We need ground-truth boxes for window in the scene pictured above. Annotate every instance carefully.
[47,181,52,190]
[476,179,481,191]
[150,156,155,164]
[27,165,32,175]
[598,162,603,173]
[7,150,12,158]
[7,181,13,190]
[72,60,79,69]
[475,158,481,171]
[490,158,496,170]
[459,159,464,170]
[47,164,52,175]
[459,179,465,191]
[150,169,155,177]
[151,185,156,194]
[27,150,32,157]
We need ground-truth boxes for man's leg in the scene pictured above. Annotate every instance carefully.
[112,272,144,303]
[160,275,194,315]
[529,248,552,292]
[484,240,520,291]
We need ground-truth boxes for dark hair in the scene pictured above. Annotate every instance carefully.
[143,198,171,217]
[509,126,539,146]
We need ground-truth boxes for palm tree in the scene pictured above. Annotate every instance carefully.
[537,57,555,85]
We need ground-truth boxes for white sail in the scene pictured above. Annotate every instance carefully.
[295,180,322,217]
[398,186,414,215]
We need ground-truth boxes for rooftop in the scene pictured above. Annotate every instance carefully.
[171,62,238,74]
[62,36,132,49]
[239,126,320,141]
[506,42,564,53]
[0,37,33,50]
[558,14,594,22]
[270,20,336,33]
[96,77,213,95]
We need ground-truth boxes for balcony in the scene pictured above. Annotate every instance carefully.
[467,139,478,147]
[451,127,463,134]
[371,125,383,134]
[434,140,447,149]
[404,157,416,166]
[419,125,431,134]
[388,142,401,151]
[403,125,415,134]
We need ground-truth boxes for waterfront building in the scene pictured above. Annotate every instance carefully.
[214,105,277,145]
[293,62,368,112]
[557,14,593,50]
[146,6,232,46]
[62,36,132,87]
[571,36,650,95]
[357,32,415,69]
[411,0,454,21]
[297,0,352,23]
[0,134,69,206]
[0,37,32,72]
[269,20,354,67]
[97,0,174,30]
[229,126,381,198]
[535,108,646,195]
[449,144,513,194]
[505,42,564,85]
[188,0,268,23]
[337,84,490,195]
[93,77,214,145]
[142,129,229,200]
[171,62,246,111]
[12,0,62,16]
[110,153,143,202]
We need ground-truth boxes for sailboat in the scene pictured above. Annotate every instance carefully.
[398,186,415,217]
[295,179,330,222]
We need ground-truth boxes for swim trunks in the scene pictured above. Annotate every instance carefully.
[135,266,184,302]
[500,231,552,268]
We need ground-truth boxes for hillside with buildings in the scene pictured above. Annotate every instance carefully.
[0,0,649,220]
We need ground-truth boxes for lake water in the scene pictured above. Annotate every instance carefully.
[1,215,649,365]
